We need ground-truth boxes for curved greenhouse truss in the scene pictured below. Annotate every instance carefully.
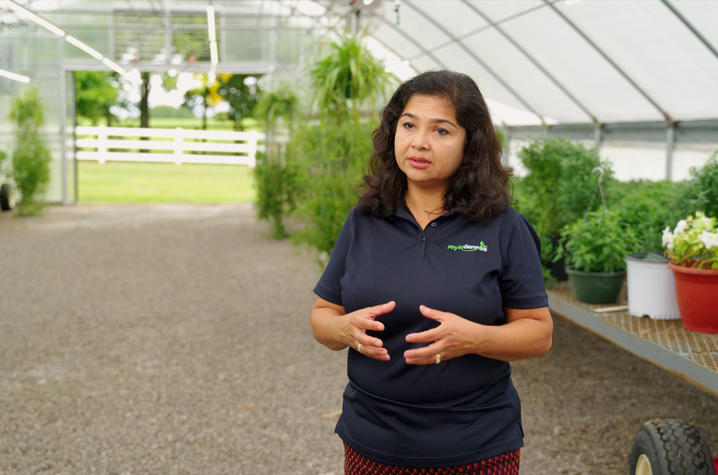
[0,0,717,203]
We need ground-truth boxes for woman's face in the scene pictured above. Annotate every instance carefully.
[394,94,466,192]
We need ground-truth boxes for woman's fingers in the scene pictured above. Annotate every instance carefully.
[403,344,443,365]
[348,300,395,361]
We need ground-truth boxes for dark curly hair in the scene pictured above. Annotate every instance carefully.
[357,70,512,223]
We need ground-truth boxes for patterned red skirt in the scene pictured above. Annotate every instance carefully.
[344,443,520,474]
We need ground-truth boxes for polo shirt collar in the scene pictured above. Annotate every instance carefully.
[394,197,457,224]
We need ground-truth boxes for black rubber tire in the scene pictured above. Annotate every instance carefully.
[629,418,714,474]
[0,183,14,211]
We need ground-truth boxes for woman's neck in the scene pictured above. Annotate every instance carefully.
[405,185,446,230]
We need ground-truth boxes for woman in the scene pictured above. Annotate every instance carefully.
[310,70,552,474]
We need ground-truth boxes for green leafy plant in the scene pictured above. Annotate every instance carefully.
[663,211,718,269]
[310,34,395,124]
[9,87,52,215]
[517,137,615,277]
[609,179,693,253]
[253,84,300,238]
[518,137,614,237]
[685,151,718,219]
[288,120,375,258]
[556,208,640,273]
[254,152,298,238]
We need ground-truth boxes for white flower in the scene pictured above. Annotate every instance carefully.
[662,227,674,250]
[696,214,714,230]
[674,219,688,234]
[699,231,718,249]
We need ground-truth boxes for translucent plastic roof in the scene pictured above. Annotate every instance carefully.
[4,0,718,127]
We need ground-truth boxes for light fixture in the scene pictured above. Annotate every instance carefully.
[66,35,103,60]
[206,3,219,84]
[363,0,375,5]
[0,67,31,83]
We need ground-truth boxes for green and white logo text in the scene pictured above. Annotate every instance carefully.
[447,242,488,253]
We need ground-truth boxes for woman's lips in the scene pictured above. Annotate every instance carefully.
[408,157,431,169]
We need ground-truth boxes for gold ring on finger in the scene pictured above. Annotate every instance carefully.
[435,353,441,364]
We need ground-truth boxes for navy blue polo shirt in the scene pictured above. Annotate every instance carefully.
[313,201,548,467]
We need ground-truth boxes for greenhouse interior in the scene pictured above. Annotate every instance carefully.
[2,1,718,473]
[0,0,717,205]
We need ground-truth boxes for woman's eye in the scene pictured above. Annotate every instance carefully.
[402,122,414,130]
[436,128,448,136]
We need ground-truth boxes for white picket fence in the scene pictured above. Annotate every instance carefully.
[75,126,264,167]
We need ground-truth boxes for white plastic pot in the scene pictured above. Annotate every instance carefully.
[625,253,680,320]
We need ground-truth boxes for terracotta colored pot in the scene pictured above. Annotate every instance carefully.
[668,262,718,333]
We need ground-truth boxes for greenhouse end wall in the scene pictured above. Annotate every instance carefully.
[1,26,75,204]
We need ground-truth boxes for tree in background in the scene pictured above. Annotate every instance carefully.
[183,74,223,130]
[138,72,178,128]
[74,71,120,126]
[216,74,263,131]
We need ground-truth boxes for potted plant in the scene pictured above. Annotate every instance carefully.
[663,211,718,333]
[612,180,692,319]
[556,208,640,304]
[517,137,615,281]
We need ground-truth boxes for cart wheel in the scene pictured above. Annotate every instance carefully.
[629,419,714,474]
[0,183,15,211]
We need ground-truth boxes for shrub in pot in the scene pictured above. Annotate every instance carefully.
[610,179,691,319]
[518,137,615,280]
[663,211,718,333]
[556,208,640,304]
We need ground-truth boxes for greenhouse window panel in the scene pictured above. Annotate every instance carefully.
[559,1,718,122]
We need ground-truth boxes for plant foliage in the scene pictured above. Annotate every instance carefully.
[252,84,300,238]
[608,179,693,253]
[289,120,375,257]
[518,137,614,237]
[74,71,120,126]
[663,211,718,269]
[9,87,51,215]
[310,34,394,123]
[556,208,640,273]
[685,151,718,219]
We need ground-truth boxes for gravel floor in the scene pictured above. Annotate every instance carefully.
[1,203,716,475]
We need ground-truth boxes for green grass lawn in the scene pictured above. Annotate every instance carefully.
[78,161,256,204]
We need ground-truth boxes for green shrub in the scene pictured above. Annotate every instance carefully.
[288,120,375,259]
[517,137,615,278]
[253,84,300,238]
[685,151,718,219]
[556,208,640,273]
[254,152,298,238]
[608,179,693,253]
[9,88,52,215]
[518,137,614,237]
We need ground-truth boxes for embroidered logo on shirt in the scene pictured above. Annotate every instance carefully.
[447,242,488,253]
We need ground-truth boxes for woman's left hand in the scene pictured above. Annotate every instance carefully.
[403,305,480,365]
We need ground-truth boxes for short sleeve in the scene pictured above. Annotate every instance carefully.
[313,208,356,306]
[499,211,548,309]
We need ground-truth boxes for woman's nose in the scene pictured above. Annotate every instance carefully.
[411,129,430,150]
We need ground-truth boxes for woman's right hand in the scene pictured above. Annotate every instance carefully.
[343,301,395,361]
